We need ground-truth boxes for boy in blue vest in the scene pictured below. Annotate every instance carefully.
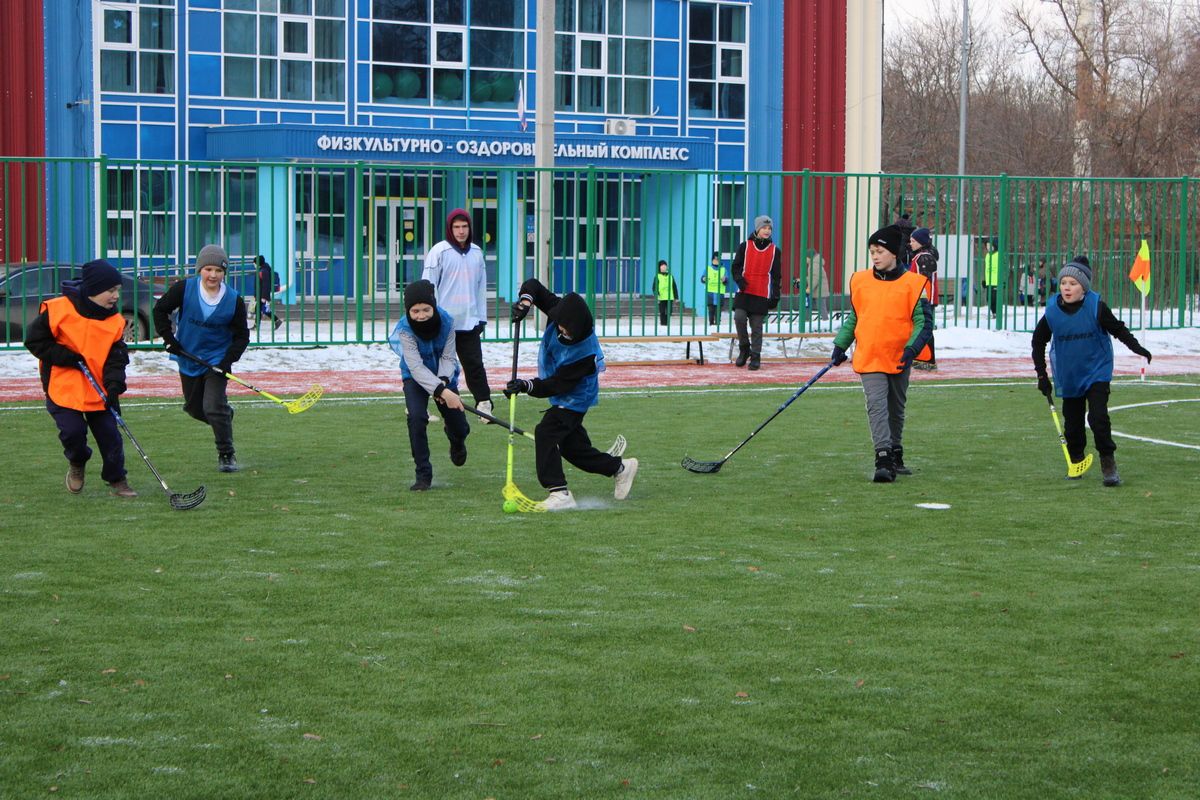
[507,278,637,511]
[154,244,250,473]
[1031,256,1152,486]
[388,279,470,492]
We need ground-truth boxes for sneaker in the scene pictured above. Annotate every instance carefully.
[872,449,896,483]
[613,458,638,500]
[449,439,467,466]
[107,479,138,498]
[541,489,577,511]
[476,399,494,423]
[892,448,913,476]
[1100,454,1121,487]
[66,462,85,494]
[218,453,240,473]
[410,478,431,491]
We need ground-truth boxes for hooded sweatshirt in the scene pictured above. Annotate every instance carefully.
[518,279,605,413]
[422,208,488,332]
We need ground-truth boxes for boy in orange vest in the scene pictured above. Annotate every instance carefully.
[829,225,934,482]
[24,259,137,497]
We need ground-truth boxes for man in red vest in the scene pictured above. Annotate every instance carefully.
[731,215,782,371]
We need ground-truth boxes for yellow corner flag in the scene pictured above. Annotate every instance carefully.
[1128,239,1151,295]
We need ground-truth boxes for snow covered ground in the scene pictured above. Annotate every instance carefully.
[1,325,1198,379]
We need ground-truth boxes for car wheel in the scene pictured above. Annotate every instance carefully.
[122,311,149,343]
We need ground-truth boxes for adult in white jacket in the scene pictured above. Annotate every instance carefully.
[422,208,493,417]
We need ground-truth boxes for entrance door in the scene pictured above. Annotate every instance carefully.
[372,198,429,296]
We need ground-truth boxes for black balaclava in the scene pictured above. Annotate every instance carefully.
[547,292,594,345]
[404,279,441,340]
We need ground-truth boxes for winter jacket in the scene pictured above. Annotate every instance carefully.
[24,285,129,410]
[732,237,782,315]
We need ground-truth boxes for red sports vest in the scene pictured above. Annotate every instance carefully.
[741,241,775,298]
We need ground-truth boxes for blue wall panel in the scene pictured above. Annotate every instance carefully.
[101,124,137,157]
[189,55,221,96]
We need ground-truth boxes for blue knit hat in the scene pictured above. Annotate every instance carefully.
[80,259,123,297]
[911,227,932,248]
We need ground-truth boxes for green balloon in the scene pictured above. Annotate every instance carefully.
[470,79,493,103]
[435,72,463,101]
[490,73,515,103]
[393,69,420,99]
[372,71,393,100]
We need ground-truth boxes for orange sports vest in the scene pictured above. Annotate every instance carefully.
[41,296,126,411]
[848,269,931,374]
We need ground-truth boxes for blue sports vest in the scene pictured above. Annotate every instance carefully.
[1046,291,1113,398]
[394,309,460,387]
[171,278,241,377]
[538,326,605,412]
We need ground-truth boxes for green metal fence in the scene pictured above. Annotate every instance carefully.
[2,156,1196,350]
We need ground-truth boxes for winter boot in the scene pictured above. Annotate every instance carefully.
[872,449,897,483]
[107,479,138,498]
[66,462,86,494]
[735,346,750,367]
[218,452,240,473]
[1100,454,1121,487]
[410,477,432,491]
[892,446,913,475]
[747,354,761,371]
[449,438,467,466]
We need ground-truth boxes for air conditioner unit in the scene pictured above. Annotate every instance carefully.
[604,118,636,136]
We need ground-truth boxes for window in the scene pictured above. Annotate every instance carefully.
[190,169,259,258]
[223,1,345,102]
[98,2,175,95]
[687,2,746,119]
[104,167,176,259]
[370,0,522,108]
[555,0,652,115]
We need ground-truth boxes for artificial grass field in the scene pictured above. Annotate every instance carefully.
[2,375,1198,799]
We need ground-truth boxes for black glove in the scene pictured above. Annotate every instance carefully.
[504,378,532,398]
[217,358,234,375]
[105,381,126,397]
[511,294,533,322]
[735,278,747,292]
[472,321,486,335]
[767,296,780,310]
[897,347,916,370]
[162,336,182,356]
[830,345,848,366]
[1134,346,1152,363]
[1037,375,1053,398]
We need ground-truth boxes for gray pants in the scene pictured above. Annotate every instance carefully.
[733,308,765,356]
[860,370,911,452]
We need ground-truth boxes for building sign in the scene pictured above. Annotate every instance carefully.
[207,124,713,170]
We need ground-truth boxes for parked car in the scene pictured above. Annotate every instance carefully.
[0,263,159,345]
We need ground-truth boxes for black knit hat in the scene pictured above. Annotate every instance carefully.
[80,259,123,297]
[403,279,437,311]
[867,225,903,256]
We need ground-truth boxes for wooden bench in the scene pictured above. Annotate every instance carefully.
[600,335,720,365]
[710,331,835,361]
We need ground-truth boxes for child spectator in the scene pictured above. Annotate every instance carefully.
[24,259,136,497]
[154,244,250,473]
[388,279,470,492]
[1031,256,1152,486]
[830,225,934,482]
[254,255,283,331]
[731,215,783,371]
[507,278,637,511]
[652,259,679,327]
[701,251,728,327]
[909,227,939,370]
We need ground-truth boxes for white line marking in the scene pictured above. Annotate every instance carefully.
[1109,397,1200,450]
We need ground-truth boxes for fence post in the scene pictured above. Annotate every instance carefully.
[1178,175,1190,327]
[798,169,811,333]
[352,161,365,342]
[996,172,1010,331]
[97,155,108,257]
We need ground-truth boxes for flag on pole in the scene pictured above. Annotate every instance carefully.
[517,79,527,132]
[1128,239,1151,295]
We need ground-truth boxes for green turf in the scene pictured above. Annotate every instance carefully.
[2,377,1198,798]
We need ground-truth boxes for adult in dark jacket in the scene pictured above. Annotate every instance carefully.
[153,244,250,473]
[254,255,283,331]
[731,215,783,370]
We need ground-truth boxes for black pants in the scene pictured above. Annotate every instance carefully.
[47,399,127,483]
[455,327,491,404]
[1062,381,1115,461]
[658,300,672,326]
[534,405,621,490]
[180,372,235,456]
[403,378,470,483]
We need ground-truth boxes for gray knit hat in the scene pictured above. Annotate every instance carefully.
[753,215,773,235]
[1058,256,1092,293]
[196,244,228,271]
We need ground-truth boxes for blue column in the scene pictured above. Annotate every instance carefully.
[639,171,715,316]
[257,165,295,303]
[497,169,524,301]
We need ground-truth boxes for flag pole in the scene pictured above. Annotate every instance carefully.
[1139,288,1147,382]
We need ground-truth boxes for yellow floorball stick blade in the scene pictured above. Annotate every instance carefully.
[1067,453,1094,478]
[502,482,546,513]
[285,384,325,414]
